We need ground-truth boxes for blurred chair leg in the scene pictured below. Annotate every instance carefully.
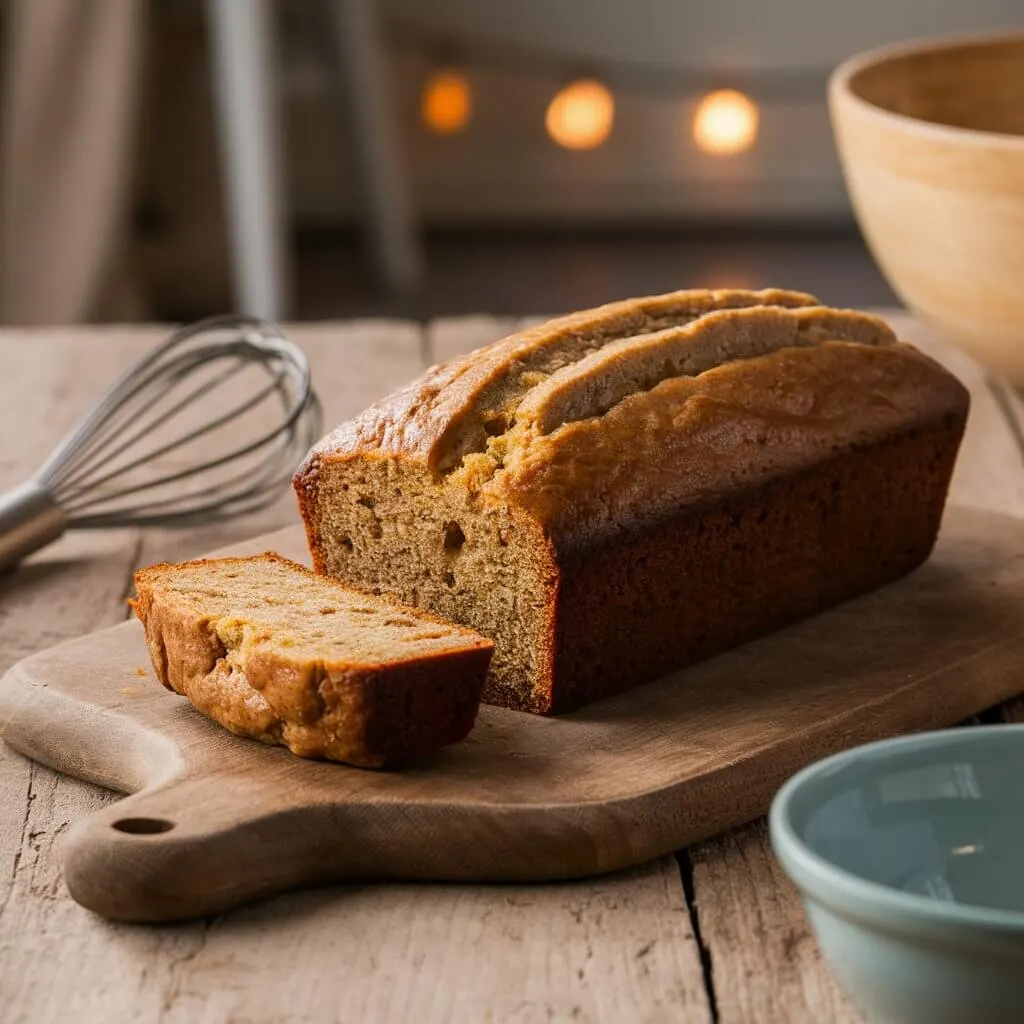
[329,0,423,293]
[207,0,288,321]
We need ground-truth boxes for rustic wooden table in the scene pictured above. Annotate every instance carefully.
[2,312,1024,1023]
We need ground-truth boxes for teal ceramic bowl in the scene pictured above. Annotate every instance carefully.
[770,726,1024,1024]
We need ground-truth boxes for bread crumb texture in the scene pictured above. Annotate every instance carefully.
[131,553,493,767]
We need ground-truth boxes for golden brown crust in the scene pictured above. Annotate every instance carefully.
[297,288,820,474]
[131,553,493,767]
[508,305,896,437]
[293,290,972,716]
[292,292,850,571]
[492,341,968,550]
[298,297,964,554]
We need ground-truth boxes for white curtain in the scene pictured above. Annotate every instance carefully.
[0,0,144,324]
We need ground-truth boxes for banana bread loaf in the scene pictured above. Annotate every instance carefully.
[294,288,970,714]
[131,553,494,765]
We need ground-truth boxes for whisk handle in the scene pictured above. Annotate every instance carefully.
[0,482,66,572]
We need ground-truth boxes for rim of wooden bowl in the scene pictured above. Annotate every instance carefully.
[829,29,1024,151]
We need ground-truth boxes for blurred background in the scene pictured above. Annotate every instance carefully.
[1,0,1021,327]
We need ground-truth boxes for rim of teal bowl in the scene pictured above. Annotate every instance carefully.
[769,725,1024,938]
[830,29,1024,151]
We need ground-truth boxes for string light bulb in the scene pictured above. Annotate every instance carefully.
[545,79,615,150]
[693,89,759,155]
[421,70,472,134]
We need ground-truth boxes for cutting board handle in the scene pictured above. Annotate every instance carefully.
[62,775,365,921]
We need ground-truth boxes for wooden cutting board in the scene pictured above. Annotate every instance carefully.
[2,504,1023,923]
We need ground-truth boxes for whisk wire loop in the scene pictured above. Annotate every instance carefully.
[1,316,322,568]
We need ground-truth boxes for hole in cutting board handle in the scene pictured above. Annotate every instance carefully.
[112,817,175,835]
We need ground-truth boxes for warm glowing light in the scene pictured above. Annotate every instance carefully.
[545,79,615,150]
[421,70,472,134]
[693,89,759,155]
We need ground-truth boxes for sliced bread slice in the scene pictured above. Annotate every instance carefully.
[130,553,494,767]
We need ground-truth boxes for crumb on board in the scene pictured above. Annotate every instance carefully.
[120,686,135,697]
[134,667,147,677]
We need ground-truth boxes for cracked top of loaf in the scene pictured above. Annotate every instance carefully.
[296,288,970,547]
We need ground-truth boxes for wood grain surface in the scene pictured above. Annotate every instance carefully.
[1,313,1022,1021]
[5,504,1024,923]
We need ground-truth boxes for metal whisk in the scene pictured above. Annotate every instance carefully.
[0,315,322,572]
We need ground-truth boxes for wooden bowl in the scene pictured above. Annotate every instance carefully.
[830,33,1024,383]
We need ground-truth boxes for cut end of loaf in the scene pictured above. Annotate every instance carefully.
[303,462,559,714]
[131,553,494,767]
